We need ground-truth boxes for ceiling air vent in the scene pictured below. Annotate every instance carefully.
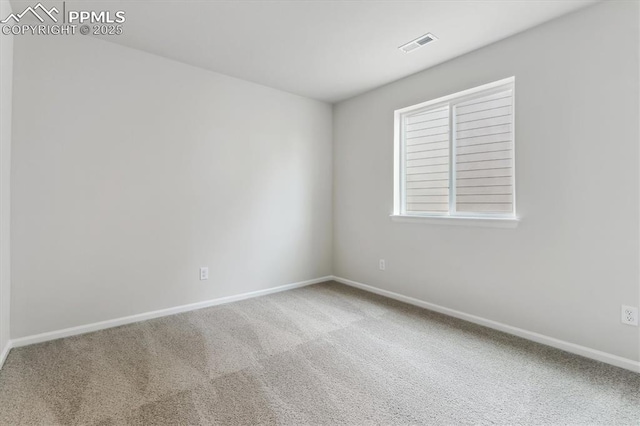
[399,33,438,53]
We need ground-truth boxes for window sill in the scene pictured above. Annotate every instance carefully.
[390,214,519,228]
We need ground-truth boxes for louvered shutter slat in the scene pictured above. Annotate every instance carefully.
[455,90,514,214]
[404,106,449,213]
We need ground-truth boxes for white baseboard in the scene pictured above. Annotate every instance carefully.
[6,275,638,374]
[332,276,640,374]
[10,276,332,349]
[0,341,11,370]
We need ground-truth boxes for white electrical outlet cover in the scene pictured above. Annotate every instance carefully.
[621,305,638,326]
[200,267,209,280]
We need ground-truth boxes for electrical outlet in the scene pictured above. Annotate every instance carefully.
[199,267,209,281]
[379,259,386,271]
[621,305,638,326]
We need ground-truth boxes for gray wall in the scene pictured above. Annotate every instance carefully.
[0,0,13,356]
[333,1,640,361]
[11,35,333,338]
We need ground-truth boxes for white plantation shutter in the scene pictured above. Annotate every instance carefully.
[404,106,450,213]
[454,90,514,214]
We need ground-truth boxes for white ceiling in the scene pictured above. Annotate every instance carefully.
[11,0,597,102]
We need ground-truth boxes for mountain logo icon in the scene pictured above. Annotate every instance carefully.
[1,3,59,23]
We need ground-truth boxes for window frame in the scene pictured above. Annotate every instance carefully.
[393,77,518,225]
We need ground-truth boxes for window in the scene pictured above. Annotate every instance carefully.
[393,77,516,224]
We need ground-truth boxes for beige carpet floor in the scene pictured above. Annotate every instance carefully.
[0,281,638,425]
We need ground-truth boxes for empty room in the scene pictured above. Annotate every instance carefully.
[0,0,639,424]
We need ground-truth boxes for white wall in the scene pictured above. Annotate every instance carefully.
[0,0,13,360]
[11,35,333,338]
[333,1,640,362]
